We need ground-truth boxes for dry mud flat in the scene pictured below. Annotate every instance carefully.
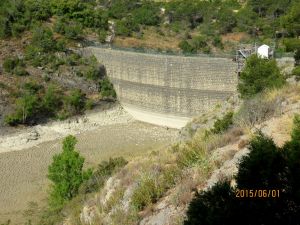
[0,105,178,223]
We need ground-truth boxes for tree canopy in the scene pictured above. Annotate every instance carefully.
[48,135,91,210]
[238,55,285,98]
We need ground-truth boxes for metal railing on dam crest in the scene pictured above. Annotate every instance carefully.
[83,44,238,128]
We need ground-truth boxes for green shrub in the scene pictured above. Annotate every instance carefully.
[41,85,63,116]
[292,66,300,80]
[179,36,210,54]
[238,55,285,98]
[131,165,180,212]
[54,18,83,40]
[4,114,22,126]
[115,19,137,37]
[25,26,66,67]
[50,0,83,16]
[53,17,65,34]
[108,0,138,19]
[5,83,93,126]
[49,56,65,70]
[63,89,86,114]
[14,65,29,76]
[236,6,258,32]
[210,112,234,134]
[3,57,17,73]
[192,36,207,50]
[24,45,43,66]
[283,38,300,52]
[50,0,108,29]
[212,36,224,49]
[0,18,11,38]
[281,1,300,37]
[5,92,40,125]
[177,146,210,168]
[166,0,208,27]
[23,81,43,94]
[80,157,127,194]
[25,0,52,21]
[179,40,196,54]
[161,165,181,189]
[85,67,101,80]
[131,176,164,211]
[3,57,27,75]
[0,0,28,38]
[11,22,26,37]
[65,53,81,66]
[202,46,211,54]
[98,29,107,43]
[85,99,94,110]
[132,3,160,26]
[55,39,66,52]
[48,135,91,210]
[99,78,117,99]
[217,7,237,34]
[31,26,57,53]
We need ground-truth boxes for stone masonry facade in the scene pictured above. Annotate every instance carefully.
[86,47,238,118]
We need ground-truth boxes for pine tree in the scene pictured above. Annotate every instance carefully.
[48,135,89,210]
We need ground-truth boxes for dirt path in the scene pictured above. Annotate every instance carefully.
[0,106,178,224]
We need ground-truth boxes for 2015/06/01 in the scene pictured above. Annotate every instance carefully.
[235,189,280,198]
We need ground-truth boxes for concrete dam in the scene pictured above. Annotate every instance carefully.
[86,47,238,128]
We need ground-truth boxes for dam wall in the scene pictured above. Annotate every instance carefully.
[85,47,238,128]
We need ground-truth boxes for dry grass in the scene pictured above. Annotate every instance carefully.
[221,32,250,43]
[171,167,211,207]
[103,187,125,214]
[113,27,181,51]
[265,84,300,102]
[238,139,249,149]
[220,127,244,146]
[234,84,300,137]
[234,94,282,129]
[110,207,139,225]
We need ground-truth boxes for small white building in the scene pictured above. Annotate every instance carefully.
[257,44,270,59]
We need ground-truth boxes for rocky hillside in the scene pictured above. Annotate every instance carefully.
[46,83,299,225]
[0,32,116,132]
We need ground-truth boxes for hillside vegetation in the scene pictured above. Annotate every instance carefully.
[1,0,300,53]
[1,1,300,225]
[17,81,300,225]
[11,50,300,224]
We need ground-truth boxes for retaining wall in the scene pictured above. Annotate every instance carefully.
[85,47,238,128]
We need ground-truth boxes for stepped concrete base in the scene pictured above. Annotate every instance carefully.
[123,104,190,129]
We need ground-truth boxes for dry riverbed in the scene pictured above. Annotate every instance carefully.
[0,105,178,223]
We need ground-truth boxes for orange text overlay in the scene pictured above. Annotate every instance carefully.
[235,189,281,198]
